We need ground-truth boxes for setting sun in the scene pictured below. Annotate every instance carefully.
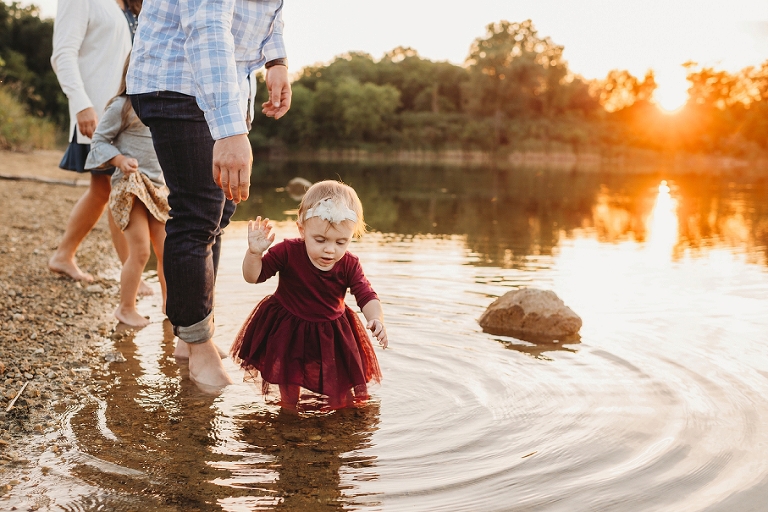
[652,68,690,114]
[654,85,688,114]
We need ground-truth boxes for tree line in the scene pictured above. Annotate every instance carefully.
[1,3,767,157]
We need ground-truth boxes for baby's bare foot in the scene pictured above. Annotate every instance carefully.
[114,306,150,328]
[48,254,93,282]
[137,280,154,296]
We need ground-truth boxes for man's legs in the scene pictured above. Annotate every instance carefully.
[131,92,236,388]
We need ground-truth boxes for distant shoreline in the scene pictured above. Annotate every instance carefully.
[268,147,768,174]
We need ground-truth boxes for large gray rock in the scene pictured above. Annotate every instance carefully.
[478,288,582,341]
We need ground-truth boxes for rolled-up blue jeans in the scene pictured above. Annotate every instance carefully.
[130,91,237,343]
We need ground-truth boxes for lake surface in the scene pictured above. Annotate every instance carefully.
[26,164,768,510]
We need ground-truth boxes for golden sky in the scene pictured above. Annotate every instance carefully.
[33,0,768,110]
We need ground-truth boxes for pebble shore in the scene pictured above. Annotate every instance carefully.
[0,171,120,500]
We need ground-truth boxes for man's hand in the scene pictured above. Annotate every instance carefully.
[261,65,291,120]
[213,134,253,203]
[76,107,98,138]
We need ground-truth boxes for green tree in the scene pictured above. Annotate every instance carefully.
[596,69,657,112]
[0,1,65,125]
[464,20,569,120]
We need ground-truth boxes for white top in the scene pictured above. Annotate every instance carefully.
[51,0,132,144]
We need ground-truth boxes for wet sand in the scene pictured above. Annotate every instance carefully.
[0,150,120,500]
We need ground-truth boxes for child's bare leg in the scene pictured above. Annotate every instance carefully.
[279,384,300,410]
[328,389,355,409]
[187,339,233,389]
[148,217,167,313]
[110,209,154,296]
[114,201,151,327]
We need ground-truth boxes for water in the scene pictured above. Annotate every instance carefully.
[23,165,768,511]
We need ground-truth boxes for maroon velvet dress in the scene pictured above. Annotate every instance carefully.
[231,238,382,407]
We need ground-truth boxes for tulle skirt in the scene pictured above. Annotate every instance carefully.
[231,295,382,408]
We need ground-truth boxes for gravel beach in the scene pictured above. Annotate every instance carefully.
[0,150,121,498]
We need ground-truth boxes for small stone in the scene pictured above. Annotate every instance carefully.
[282,432,303,443]
[30,334,38,341]
[23,373,33,380]
[103,352,126,363]
[84,284,104,294]
[12,314,24,322]
[308,435,322,441]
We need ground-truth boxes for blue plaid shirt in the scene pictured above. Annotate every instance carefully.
[127,0,285,140]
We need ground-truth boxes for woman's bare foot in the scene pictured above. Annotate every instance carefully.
[137,280,154,296]
[188,339,233,390]
[48,253,93,282]
[114,305,150,328]
[174,338,227,359]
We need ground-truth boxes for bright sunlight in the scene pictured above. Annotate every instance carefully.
[653,68,689,113]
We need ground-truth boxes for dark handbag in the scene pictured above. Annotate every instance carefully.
[58,127,90,172]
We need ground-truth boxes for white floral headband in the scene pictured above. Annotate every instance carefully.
[304,198,358,224]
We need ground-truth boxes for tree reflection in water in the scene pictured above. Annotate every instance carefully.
[238,162,768,269]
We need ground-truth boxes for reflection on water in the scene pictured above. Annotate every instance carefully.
[646,180,679,261]
[26,163,768,511]
[238,163,768,268]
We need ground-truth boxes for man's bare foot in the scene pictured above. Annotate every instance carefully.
[174,338,227,359]
[48,254,93,282]
[138,280,154,296]
[114,306,150,328]
[187,339,233,390]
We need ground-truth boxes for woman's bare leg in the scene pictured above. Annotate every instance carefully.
[114,201,151,327]
[49,173,111,281]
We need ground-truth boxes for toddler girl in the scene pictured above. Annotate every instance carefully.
[231,180,387,411]
[85,60,168,327]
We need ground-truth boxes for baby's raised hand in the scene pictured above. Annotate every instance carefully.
[248,216,275,254]
[366,319,388,349]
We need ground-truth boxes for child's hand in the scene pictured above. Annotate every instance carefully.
[248,216,275,254]
[119,157,139,175]
[367,319,388,349]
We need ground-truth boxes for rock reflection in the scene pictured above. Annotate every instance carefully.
[491,332,581,361]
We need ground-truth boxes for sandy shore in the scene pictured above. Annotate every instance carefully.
[0,150,121,495]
